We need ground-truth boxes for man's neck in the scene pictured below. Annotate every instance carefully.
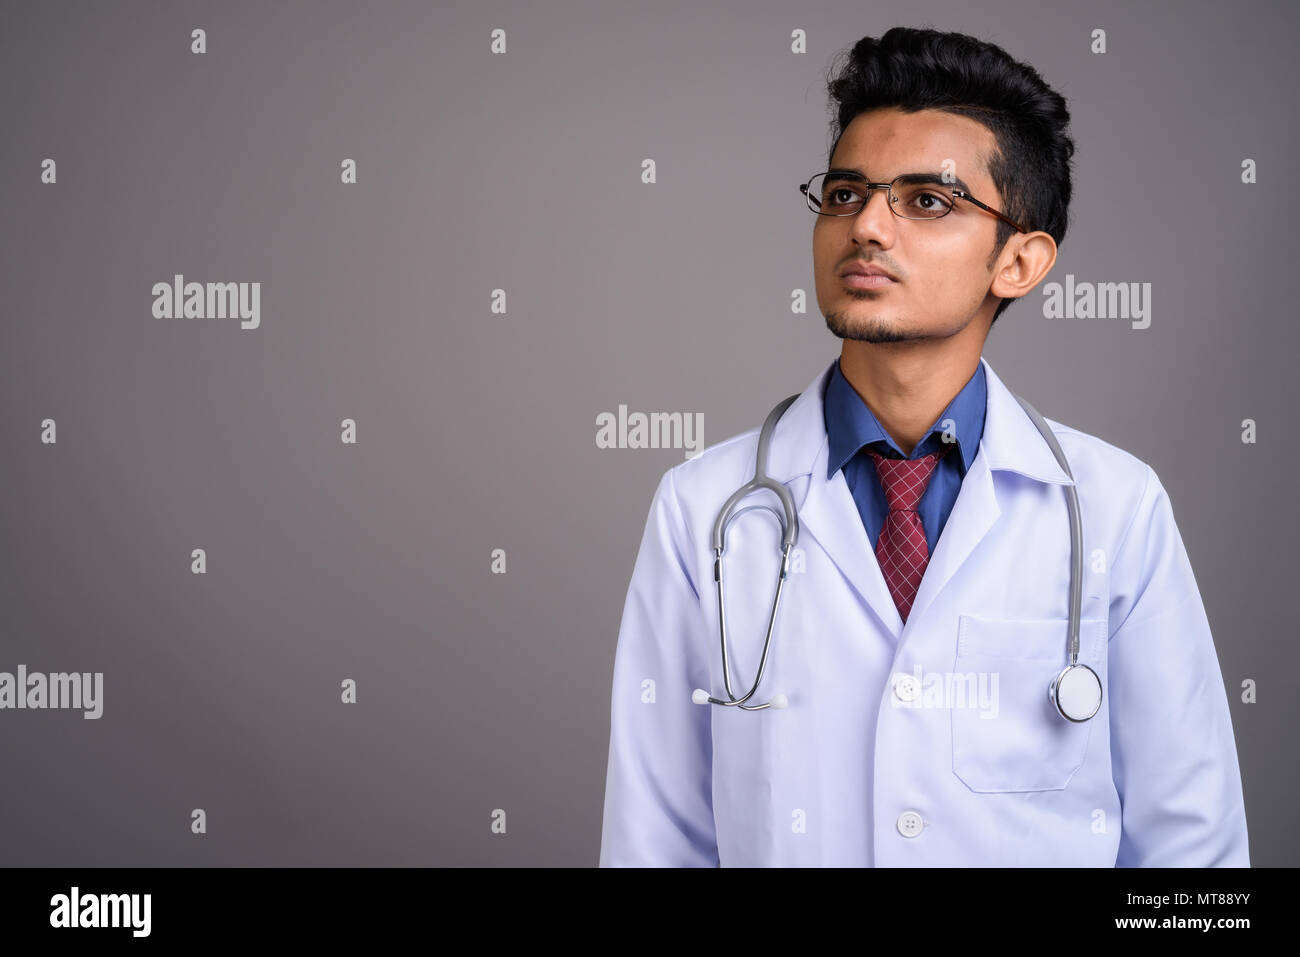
[837,340,983,457]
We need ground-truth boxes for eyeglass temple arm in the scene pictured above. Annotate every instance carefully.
[951,189,1026,233]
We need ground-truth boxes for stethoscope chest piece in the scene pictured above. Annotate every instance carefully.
[1049,663,1102,723]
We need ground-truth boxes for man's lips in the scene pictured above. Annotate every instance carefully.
[840,261,898,281]
[840,265,897,290]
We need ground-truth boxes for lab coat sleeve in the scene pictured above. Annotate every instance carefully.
[1106,465,1249,866]
[599,466,719,866]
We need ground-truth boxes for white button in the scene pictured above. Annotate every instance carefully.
[893,674,921,702]
[897,810,924,837]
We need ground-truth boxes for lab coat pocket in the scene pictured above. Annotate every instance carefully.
[950,615,1107,793]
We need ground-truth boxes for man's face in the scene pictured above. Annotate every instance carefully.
[813,107,1009,343]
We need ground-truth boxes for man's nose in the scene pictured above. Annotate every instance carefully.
[850,185,897,239]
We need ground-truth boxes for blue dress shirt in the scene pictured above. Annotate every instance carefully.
[824,358,987,555]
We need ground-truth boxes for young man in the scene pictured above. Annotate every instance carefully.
[599,27,1249,866]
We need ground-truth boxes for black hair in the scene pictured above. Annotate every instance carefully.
[824,27,1075,323]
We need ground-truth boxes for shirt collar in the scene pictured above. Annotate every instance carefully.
[824,357,987,479]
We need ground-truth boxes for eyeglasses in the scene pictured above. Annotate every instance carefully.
[799,170,1026,233]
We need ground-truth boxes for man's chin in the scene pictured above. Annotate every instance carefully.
[824,312,918,344]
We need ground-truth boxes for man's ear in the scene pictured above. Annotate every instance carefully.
[990,231,1057,301]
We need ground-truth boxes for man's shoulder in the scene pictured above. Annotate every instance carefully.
[1045,418,1153,483]
[1040,417,1166,534]
[651,423,772,526]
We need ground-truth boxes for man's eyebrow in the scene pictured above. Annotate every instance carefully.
[826,167,973,194]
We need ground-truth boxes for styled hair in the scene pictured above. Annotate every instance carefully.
[824,27,1075,323]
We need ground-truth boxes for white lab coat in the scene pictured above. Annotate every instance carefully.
[599,356,1249,866]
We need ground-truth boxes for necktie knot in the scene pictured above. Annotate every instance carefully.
[867,442,952,512]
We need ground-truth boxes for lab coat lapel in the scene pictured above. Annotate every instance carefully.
[902,356,1075,630]
[765,361,905,639]
[900,437,998,633]
[800,438,905,637]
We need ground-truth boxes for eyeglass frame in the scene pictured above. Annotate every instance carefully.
[799,169,1027,234]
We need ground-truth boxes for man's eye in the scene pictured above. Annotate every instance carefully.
[902,187,954,212]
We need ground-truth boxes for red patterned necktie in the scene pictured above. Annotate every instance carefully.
[866,443,952,622]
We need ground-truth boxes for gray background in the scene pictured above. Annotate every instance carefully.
[1,0,1295,866]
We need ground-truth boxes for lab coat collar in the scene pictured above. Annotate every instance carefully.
[766,354,1075,488]
[763,354,1074,639]
[824,357,986,477]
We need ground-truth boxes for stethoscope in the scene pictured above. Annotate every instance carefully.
[692,388,1104,723]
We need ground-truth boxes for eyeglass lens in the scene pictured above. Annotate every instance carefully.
[808,172,956,219]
